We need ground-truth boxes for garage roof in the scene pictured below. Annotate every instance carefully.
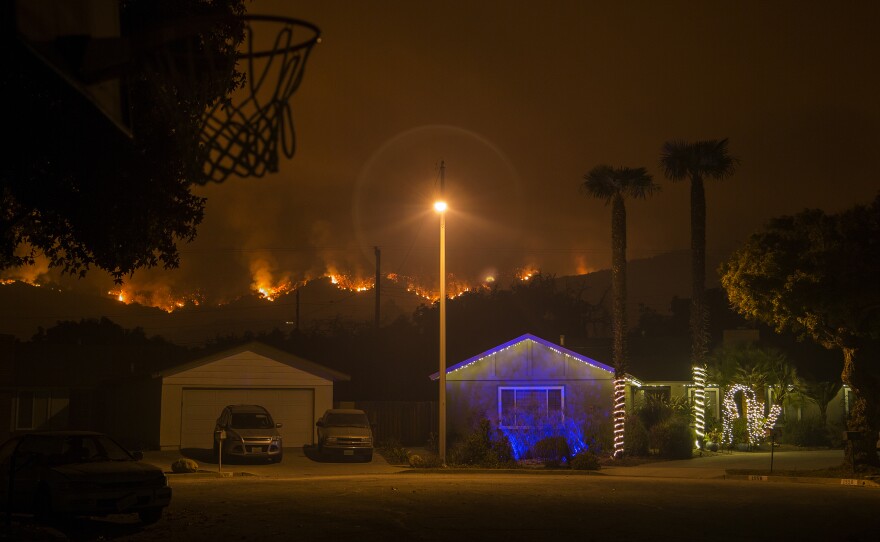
[156,341,350,381]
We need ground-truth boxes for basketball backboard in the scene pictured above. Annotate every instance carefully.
[14,0,132,137]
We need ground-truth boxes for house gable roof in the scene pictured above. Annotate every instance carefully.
[157,341,350,382]
[429,333,619,381]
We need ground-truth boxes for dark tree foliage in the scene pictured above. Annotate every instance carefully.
[721,195,880,465]
[2,0,245,281]
[24,317,189,376]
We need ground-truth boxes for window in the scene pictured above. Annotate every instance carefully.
[498,387,564,428]
[14,390,69,431]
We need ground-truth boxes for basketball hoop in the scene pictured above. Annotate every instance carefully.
[202,15,320,183]
[141,14,320,184]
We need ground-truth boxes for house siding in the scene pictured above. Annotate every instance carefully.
[444,337,614,438]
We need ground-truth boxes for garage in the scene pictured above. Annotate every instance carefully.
[157,342,349,451]
[179,388,315,448]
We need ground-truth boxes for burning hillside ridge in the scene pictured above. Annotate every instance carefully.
[2,259,548,313]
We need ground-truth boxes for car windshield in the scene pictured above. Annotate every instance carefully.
[230,413,274,429]
[325,413,369,427]
[18,434,133,466]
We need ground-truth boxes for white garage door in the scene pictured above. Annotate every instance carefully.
[180,388,315,449]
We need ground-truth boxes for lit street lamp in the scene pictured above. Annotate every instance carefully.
[435,161,447,465]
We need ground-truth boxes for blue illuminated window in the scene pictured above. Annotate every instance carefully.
[498,387,564,428]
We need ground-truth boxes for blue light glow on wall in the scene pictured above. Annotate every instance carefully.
[499,416,589,461]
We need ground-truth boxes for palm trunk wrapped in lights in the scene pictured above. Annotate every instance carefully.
[613,378,627,458]
[692,364,707,446]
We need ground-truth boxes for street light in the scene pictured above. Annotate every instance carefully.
[435,161,447,465]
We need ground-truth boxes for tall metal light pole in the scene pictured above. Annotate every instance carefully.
[433,161,447,465]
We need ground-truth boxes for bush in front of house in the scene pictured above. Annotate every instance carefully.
[624,414,650,456]
[650,416,695,459]
[529,435,571,467]
[408,453,444,468]
[378,438,411,465]
[448,419,515,467]
[780,416,831,447]
[569,450,601,470]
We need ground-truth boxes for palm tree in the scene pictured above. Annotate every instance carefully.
[581,165,659,457]
[659,139,738,369]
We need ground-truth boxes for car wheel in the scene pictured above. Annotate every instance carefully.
[138,507,164,525]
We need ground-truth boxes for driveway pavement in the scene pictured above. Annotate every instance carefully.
[142,445,408,478]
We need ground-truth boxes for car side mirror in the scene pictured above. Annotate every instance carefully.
[275,423,283,428]
[131,450,144,461]
[315,420,324,428]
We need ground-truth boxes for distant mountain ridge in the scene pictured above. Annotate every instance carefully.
[0,250,723,345]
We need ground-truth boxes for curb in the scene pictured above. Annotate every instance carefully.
[166,470,254,478]
[725,474,880,488]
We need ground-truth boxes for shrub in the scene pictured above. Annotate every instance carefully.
[731,417,749,447]
[448,419,515,467]
[569,450,601,470]
[623,414,649,457]
[780,417,831,447]
[408,453,443,468]
[378,438,411,465]
[650,416,695,459]
[528,435,571,465]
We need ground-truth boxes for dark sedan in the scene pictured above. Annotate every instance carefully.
[0,431,171,524]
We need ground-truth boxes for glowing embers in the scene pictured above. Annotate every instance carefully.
[254,280,294,301]
[692,365,707,442]
[612,378,626,458]
[721,384,781,447]
[326,273,373,292]
[516,266,540,282]
[109,287,201,312]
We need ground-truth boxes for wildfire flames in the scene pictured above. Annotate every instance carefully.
[326,273,373,292]
[109,287,203,313]
[3,259,548,314]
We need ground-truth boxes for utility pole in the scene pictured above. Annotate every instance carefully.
[374,246,381,328]
[438,160,447,465]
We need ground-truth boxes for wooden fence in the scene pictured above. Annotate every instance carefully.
[340,400,437,447]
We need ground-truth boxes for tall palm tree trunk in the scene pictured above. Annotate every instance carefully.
[690,176,708,367]
[611,193,627,376]
[611,193,628,458]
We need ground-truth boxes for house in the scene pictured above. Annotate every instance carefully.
[4,340,349,451]
[429,333,630,457]
[430,333,859,456]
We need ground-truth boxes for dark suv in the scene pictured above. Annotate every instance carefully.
[213,405,283,463]
[315,409,374,462]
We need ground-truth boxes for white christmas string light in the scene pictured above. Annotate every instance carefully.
[692,365,707,446]
[722,384,781,446]
[613,378,626,458]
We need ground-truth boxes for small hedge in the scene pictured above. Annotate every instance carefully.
[780,417,831,447]
[650,416,695,459]
[569,450,601,470]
